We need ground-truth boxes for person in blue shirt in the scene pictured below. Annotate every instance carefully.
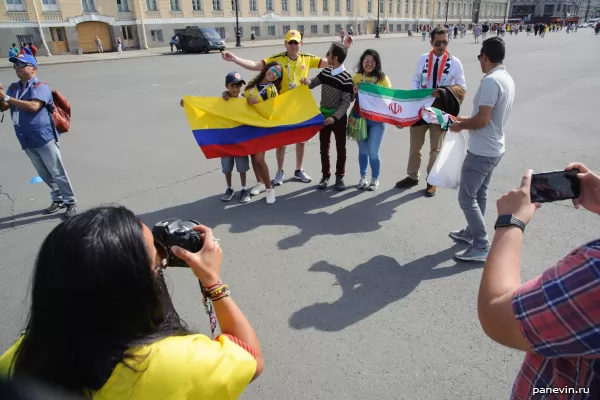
[0,54,78,217]
[8,43,18,58]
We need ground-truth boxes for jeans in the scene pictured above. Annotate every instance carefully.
[458,152,503,249]
[25,140,77,205]
[357,120,386,179]
[320,115,347,177]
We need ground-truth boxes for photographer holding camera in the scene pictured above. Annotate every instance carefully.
[477,163,600,399]
[0,206,263,399]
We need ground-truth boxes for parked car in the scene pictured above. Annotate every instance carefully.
[174,27,226,53]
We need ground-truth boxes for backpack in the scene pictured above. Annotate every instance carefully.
[33,81,71,134]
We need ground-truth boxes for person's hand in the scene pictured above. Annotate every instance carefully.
[324,117,334,125]
[343,35,353,48]
[566,162,600,214]
[171,225,222,287]
[179,99,184,107]
[0,82,3,91]
[299,77,309,85]
[432,89,440,98]
[454,116,468,122]
[449,121,463,132]
[222,90,231,101]
[496,169,541,225]
[247,97,259,105]
[221,51,236,62]
[353,85,359,95]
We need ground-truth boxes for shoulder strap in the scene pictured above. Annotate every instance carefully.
[33,81,47,89]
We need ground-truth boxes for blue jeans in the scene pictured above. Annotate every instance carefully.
[458,152,503,249]
[25,141,77,205]
[357,120,386,179]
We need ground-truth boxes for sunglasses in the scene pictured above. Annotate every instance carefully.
[434,40,449,46]
[477,53,484,60]
[287,40,300,45]
[13,62,32,69]
[269,66,281,78]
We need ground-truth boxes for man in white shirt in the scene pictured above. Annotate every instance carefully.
[448,37,515,262]
[396,27,466,197]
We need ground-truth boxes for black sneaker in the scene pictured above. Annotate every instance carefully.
[45,201,65,214]
[318,176,329,190]
[240,188,250,203]
[395,177,419,188]
[221,188,234,201]
[64,204,78,218]
[335,176,346,191]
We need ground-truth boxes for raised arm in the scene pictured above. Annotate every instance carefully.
[221,51,264,71]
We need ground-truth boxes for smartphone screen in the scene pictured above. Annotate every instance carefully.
[530,169,581,203]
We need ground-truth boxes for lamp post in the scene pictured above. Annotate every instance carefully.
[503,0,509,23]
[376,0,381,37]
[234,0,241,46]
[444,0,449,22]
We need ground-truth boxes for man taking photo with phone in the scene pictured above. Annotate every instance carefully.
[448,37,514,262]
[477,164,600,399]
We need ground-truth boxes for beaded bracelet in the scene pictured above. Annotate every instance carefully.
[207,284,230,301]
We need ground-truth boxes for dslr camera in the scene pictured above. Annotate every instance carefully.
[152,219,204,267]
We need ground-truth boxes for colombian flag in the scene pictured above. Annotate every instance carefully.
[183,85,324,159]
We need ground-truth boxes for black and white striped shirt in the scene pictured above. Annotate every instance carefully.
[308,66,353,121]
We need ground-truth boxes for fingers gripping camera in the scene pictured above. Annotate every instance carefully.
[152,219,204,267]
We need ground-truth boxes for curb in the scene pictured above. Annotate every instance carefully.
[0,34,409,69]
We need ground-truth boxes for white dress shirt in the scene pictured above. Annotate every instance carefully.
[411,52,466,90]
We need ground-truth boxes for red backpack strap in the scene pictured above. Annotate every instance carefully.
[33,81,47,89]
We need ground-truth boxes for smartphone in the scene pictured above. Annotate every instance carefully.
[530,169,581,203]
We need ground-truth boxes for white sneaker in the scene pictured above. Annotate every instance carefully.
[357,176,369,189]
[249,183,266,196]
[265,188,276,204]
[273,170,284,186]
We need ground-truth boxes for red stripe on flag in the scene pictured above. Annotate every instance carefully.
[200,125,321,159]
[359,109,424,128]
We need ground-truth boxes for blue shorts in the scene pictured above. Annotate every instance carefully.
[221,156,250,174]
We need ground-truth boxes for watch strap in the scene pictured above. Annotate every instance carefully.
[494,214,526,232]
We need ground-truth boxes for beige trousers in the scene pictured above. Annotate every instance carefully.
[407,124,446,180]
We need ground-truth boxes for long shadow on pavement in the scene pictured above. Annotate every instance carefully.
[289,247,481,332]
[0,210,63,232]
[139,186,422,250]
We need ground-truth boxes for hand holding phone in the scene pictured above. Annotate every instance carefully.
[565,163,600,215]
[530,169,581,204]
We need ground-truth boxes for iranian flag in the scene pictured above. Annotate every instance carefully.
[358,84,435,127]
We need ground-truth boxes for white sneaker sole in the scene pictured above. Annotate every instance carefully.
[449,232,474,245]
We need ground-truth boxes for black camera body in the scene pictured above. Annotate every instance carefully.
[152,219,204,267]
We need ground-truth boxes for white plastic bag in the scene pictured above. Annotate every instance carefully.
[426,132,467,189]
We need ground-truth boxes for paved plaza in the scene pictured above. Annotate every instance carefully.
[0,29,598,399]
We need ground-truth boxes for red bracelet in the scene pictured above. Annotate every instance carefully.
[203,281,222,293]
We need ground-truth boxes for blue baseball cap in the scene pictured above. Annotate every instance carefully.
[8,54,37,68]
[225,72,245,85]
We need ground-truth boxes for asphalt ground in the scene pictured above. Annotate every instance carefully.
[0,28,598,399]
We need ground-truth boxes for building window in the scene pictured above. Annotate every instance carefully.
[151,29,163,41]
[396,23,401,30]
[211,0,221,10]
[334,0,340,11]
[323,24,330,33]
[281,0,287,9]
[379,0,383,12]
[396,0,400,13]
[249,0,256,10]
[311,24,317,33]
[388,0,392,13]
[42,0,59,12]
[16,34,33,44]
[268,25,276,35]
[346,0,351,11]
[266,0,273,10]
[335,23,341,31]
[283,24,290,32]
[121,25,134,39]
[389,23,393,31]
[251,26,260,36]
[216,27,225,37]
[297,24,304,32]
[367,0,371,12]
[296,0,302,10]
[82,0,96,12]
[346,23,352,31]
[425,1,428,14]
[310,0,315,11]
[404,0,408,14]
[192,0,202,10]
[170,0,180,11]
[323,0,328,10]
[117,0,129,11]
[6,0,26,11]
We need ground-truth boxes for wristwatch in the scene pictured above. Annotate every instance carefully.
[494,214,526,232]
[2,96,9,102]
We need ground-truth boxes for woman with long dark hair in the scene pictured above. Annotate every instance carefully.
[352,49,392,191]
[243,61,283,205]
[0,206,263,399]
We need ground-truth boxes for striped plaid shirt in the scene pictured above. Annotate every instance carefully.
[511,239,600,399]
[308,66,353,121]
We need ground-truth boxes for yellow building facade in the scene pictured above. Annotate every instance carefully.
[1,0,509,56]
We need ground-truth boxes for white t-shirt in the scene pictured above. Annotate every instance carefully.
[411,52,466,90]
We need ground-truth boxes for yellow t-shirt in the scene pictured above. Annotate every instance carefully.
[0,334,257,400]
[243,83,279,103]
[352,73,392,88]
[263,52,322,93]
